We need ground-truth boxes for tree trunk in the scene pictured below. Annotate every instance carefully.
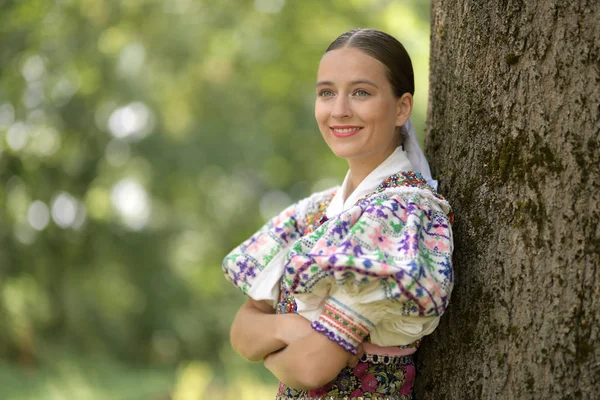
[417,1,600,399]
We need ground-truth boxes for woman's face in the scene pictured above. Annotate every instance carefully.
[315,47,411,166]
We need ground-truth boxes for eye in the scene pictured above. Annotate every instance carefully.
[318,89,335,97]
[353,89,370,97]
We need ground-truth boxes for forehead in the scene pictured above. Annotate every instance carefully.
[317,47,388,84]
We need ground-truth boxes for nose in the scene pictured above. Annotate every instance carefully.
[331,96,352,119]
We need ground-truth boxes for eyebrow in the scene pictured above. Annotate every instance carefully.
[316,79,379,88]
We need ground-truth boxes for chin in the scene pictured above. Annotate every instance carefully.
[328,140,372,158]
[328,146,358,160]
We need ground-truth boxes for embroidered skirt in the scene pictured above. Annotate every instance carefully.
[275,352,415,400]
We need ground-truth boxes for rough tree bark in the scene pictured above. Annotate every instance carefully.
[417,1,599,399]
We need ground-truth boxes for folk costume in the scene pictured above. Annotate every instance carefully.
[223,122,454,399]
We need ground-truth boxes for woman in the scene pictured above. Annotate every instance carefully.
[223,28,454,399]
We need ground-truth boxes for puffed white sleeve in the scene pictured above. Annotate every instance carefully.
[283,189,454,354]
[222,188,337,306]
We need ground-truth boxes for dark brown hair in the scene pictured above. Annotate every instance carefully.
[325,28,415,98]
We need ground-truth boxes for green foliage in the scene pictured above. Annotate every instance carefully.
[0,0,430,396]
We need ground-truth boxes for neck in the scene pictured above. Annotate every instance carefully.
[344,144,398,201]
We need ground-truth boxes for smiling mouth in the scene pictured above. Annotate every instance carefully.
[330,126,363,137]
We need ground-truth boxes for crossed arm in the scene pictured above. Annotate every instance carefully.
[230,299,361,390]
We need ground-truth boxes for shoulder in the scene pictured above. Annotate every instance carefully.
[357,172,453,222]
[221,185,338,295]
[295,186,338,215]
[294,186,338,234]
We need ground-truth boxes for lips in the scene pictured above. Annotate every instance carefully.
[330,125,363,138]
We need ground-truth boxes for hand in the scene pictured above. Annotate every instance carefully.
[346,342,365,368]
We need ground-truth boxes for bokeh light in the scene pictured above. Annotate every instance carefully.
[108,102,154,141]
[27,200,50,231]
[51,192,80,229]
[6,121,28,151]
[0,1,431,398]
[110,178,151,230]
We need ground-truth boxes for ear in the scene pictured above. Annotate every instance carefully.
[395,93,413,126]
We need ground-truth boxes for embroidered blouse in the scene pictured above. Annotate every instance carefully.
[222,147,454,355]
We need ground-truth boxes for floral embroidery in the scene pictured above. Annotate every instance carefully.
[311,297,374,355]
[275,191,422,399]
[286,191,452,315]
[372,171,443,201]
[303,190,336,236]
[361,372,378,392]
[366,171,454,225]
[222,171,452,297]
[224,170,454,400]
[280,182,453,357]
[276,353,416,400]
[222,204,302,294]
[367,224,395,252]
[277,284,298,314]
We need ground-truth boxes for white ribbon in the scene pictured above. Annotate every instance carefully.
[403,118,438,190]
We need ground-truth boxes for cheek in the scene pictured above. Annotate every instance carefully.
[314,103,329,125]
[370,102,397,126]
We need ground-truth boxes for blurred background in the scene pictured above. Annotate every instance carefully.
[0,0,430,398]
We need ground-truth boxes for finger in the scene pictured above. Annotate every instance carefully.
[356,344,365,359]
[347,353,359,368]
[347,357,358,368]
